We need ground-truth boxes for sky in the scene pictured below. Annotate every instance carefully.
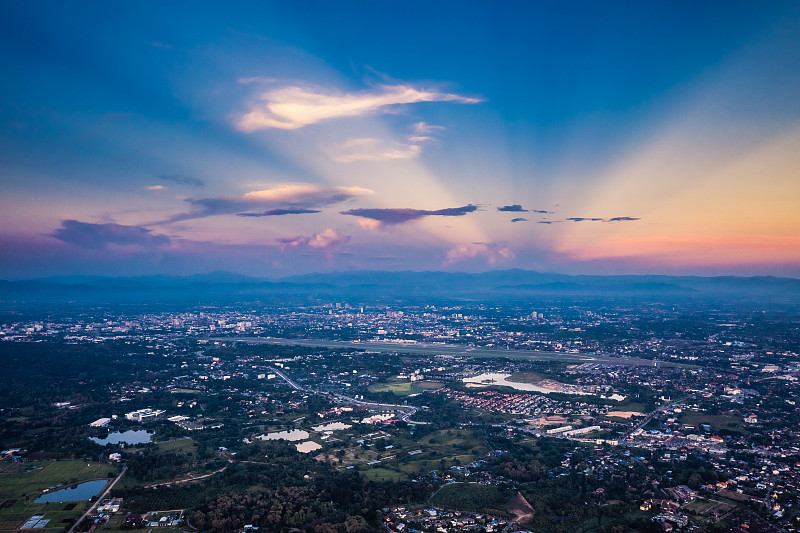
[2,1,800,279]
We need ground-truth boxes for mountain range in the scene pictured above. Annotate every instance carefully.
[2,270,799,305]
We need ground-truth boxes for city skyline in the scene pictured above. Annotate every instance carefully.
[2,1,800,279]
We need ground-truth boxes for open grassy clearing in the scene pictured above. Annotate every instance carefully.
[317,425,489,483]
[368,379,443,396]
[431,482,512,516]
[156,438,197,454]
[505,371,547,384]
[678,411,748,434]
[361,468,408,482]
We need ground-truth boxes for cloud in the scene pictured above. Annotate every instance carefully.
[158,184,372,224]
[146,185,165,190]
[498,205,554,214]
[445,242,514,265]
[237,208,321,217]
[157,173,205,187]
[607,216,641,222]
[498,204,527,212]
[277,227,349,259]
[341,204,478,226]
[51,220,170,249]
[329,122,446,163]
[511,218,527,223]
[329,138,422,163]
[565,216,641,222]
[413,121,445,135]
[308,227,348,249]
[236,83,481,132]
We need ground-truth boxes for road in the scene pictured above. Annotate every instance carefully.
[143,460,232,489]
[624,395,690,441]
[269,367,304,391]
[67,465,127,533]
[268,366,421,422]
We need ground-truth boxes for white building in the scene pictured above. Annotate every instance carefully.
[125,409,166,422]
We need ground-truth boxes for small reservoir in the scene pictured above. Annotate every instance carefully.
[90,430,153,446]
[35,480,107,503]
[256,429,309,442]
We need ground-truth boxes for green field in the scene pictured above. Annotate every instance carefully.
[361,467,408,482]
[678,411,747,434]
[321,426,488,485]
[368,380,444,396]
[0,460,117,532]
[156,438,197,454]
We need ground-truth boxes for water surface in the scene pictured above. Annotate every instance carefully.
[35,480,107,503]
[90,430,153,446]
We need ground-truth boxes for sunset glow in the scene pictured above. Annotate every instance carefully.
[1,2,799,278]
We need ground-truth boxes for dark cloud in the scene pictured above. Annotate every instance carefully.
[510,218,527,223]
[341,204,478,225]
[498,204,527,212]
[238,209,322,217]
[531,210,550,214]
[564,216,641,222]
[607,216,641,222]
[155,185,371,225]
[538,221,556,224]
[52,220,170,249]
[432,205,479,216]
[157,173,205,187]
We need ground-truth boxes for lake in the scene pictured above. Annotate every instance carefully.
[295,441,322,453]
[312,422,352,432]
[462,372,589,395]
[255,429,309,442]
[35,480,107,503]
[90,430,153,446]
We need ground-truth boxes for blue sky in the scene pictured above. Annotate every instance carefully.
[2,1,800,278]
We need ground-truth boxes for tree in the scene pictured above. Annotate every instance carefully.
[344,515,369,533]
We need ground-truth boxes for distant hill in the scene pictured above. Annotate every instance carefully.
[1,270,799,305]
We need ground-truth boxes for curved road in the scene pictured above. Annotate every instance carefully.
[268,366,421,422]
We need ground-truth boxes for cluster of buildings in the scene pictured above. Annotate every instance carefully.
[382,506,523,533]
[4,301,798,373]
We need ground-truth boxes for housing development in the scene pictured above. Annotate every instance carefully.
[1,283,799,533]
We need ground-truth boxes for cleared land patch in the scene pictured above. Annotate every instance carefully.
[431,482,513,517]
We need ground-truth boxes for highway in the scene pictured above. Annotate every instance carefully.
[268,367,304,391]
[624,395,690,442]
[268,366,420,422]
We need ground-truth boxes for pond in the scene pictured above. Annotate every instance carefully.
[312,422,352,432]
[462,373,589,395]
[255,429,309,442]
[90,430,153,446]
[295,441,322,453]
[35,479,107,503]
